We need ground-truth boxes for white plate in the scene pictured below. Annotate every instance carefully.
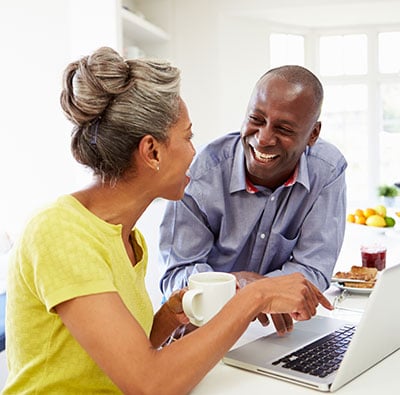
[334,282,373,295]
[346,222,388,235]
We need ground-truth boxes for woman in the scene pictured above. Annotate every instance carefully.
[4,47,332,394]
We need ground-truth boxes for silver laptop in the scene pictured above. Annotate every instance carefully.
[223,264,400,392]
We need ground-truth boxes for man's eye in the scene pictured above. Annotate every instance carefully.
[277,127,294,135]
[249,116,263,124]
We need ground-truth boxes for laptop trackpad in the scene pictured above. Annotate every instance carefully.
[226,316,349,366]
[263,316,348,357]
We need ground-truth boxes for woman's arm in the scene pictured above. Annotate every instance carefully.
[55,273,332,395]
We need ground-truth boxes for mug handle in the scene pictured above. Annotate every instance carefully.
[182,289,203,322]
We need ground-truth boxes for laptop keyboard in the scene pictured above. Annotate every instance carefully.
[272,324,356,378]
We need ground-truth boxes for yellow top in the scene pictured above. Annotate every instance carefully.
[4,195,154,394]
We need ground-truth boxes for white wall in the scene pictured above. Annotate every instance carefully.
[162,0,225,145]
[0,1,71,236]
[138,0,279,149]
[217,15,273,133]
[0,0,121,238]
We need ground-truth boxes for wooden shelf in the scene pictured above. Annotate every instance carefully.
[121,8,169,44]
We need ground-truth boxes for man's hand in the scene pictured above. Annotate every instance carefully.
[232,271,265,289]
[232,271,293,336]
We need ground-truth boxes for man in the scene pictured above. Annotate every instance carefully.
[159,65,347,330]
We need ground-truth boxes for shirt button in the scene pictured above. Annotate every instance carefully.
[270,196,275,201]
[260,233,266,239]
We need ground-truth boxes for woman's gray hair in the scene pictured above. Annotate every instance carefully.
[60,46,181,183]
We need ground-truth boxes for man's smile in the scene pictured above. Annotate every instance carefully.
[250,144,279,163]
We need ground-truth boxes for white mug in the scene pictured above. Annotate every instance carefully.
[183,272,236,326]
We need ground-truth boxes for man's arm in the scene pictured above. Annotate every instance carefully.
[159,195,215,297]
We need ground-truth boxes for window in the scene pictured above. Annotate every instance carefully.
[270,29,400,204]
[321,84,368,200]
[379,82,400,185]
[318,34,370,200]
[320,34,367,76]
[381,83,400,134]
[378,32,400,190]
[379,32,400,73]
[269,33,304,68]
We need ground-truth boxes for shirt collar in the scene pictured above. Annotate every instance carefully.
[229,142,247,193]
[296,148,311,192]
[229,141,311,194]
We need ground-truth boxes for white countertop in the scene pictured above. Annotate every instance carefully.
[190,284,400,394]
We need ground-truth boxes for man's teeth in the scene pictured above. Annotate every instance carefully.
[253,148,277,161]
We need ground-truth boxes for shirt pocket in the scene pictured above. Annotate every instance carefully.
[266,231,300,270]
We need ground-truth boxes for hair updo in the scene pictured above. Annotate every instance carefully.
[60,46,181,183]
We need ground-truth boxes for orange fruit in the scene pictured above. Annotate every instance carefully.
[355,215,366,225]
[354,209,364,217]
[363,208,376,218]
[346,214,355,223]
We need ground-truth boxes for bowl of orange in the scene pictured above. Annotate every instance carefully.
[346,205,396,233]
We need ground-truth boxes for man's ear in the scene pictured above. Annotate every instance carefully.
[308,121,321,147]
[138,135,160,171]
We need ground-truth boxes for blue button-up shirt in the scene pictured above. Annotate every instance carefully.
[159,132,347,296]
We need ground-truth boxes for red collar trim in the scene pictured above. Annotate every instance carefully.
[245,164,299,192]
[284,165,299,186]
[245,178,259,194]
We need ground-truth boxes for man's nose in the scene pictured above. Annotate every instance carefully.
[256,124,276,146]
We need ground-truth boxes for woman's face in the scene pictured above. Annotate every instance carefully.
[159,99,196,200]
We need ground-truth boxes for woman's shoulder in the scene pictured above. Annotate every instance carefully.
[20,195,109,246]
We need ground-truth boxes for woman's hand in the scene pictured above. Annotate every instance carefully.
[251,273,333,321]
[150,289,189,348]
[232,271,294,335]
[165,289,190,326]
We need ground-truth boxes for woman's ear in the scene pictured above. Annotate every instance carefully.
[308,121,321,147]
[138,135,160,171]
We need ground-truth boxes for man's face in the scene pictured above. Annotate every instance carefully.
[240,75,321,189]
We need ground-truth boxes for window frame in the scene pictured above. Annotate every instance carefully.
[267,24,400,204]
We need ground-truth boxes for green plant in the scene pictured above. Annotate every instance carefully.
[378,184,399,197]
